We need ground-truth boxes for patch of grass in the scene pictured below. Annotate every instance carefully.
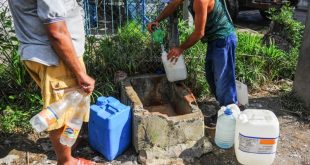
[236,31,300,88]
[0,92,42,133]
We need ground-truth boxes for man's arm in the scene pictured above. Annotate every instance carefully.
[180,0,208,50]
[155,0,183,22]
[45,21,95,94]
[147,0,183,32]
[167,0,209,60]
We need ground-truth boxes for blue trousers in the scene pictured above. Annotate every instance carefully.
[205,33,238,106]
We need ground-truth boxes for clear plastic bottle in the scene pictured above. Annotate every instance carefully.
[29,90,84,132]
[60,96,90,147]
[214,108,236,149]
[161,45,187,82]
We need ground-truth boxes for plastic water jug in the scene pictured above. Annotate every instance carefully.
[236,80,249,106]
[88,96,132,161]
[214,108,236,149]
[235,109,279,165]
[161,46,187,82]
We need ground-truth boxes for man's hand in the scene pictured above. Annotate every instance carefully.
[147,21,159,33]
[76,73,95,95]
[167,47,184,63]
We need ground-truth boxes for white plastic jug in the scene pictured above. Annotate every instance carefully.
[215,108,236,149]
[235,109,279,165]
[161,47,187,82]
[236,80,249,106]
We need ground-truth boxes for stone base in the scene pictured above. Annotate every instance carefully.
[138,137,212,165]
[119,74,212,163]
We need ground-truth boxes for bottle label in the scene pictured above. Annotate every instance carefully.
[238,133,278,154]
[62,125,80,140]
[39,109,57,125]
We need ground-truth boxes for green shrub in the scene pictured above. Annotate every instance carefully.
[84,19,302,98]
[0,7,31,91]
[84,21,162,96]
[267,5,304,80]
[237,32,283,87]
[179,21,300,91]
[0,92,42,133]
[268,5,304,48]
[0,7,41,133]
[178,21,209,96]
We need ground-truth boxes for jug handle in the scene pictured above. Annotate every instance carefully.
[106,105,119,114]
[238,114,248,123]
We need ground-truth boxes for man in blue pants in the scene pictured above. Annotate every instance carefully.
[148,0,238,107]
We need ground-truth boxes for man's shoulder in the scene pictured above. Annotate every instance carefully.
[8,0,37,13]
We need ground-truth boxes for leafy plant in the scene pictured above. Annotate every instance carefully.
[178,20,209,96]
[268,5,304,48]
[84,21,163,96]
[0,7,31,90]
[0,6,42,133]
[0,92,42,133]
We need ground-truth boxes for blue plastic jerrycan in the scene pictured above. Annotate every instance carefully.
[88,96,132,161]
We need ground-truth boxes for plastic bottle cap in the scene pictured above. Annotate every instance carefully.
[97,97,107,106]
[224,108,233,115]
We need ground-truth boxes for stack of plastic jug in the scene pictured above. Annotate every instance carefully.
[214,107,236,149]
[161,45,187,82]
[88,96,131,161]
[30,90,89,147]
[235,109,279,165]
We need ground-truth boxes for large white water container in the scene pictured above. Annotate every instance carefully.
[236,80,249,106]
[235,109,279,165]
[161,49,187,82]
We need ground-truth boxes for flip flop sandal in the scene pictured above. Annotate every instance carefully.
[77,158,96,165]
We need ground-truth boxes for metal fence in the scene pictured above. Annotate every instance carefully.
[0,0,184,74]
[0,0,168,35]
[82,0,167,36]
[81,0,172,74]
[0,0,7,9]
